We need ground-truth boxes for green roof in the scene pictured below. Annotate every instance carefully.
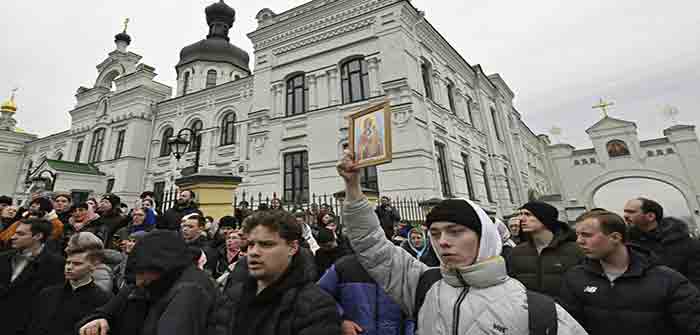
[45,159,104,176]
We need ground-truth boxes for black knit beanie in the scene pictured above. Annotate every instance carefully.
[102,193,121,209]
[219,216,238,229]
[425,199,482,237]
[519,201,560,233]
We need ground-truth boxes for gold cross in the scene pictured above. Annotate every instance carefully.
[10,88,17,100]
[592,98,614,117]
[123,18,130,33]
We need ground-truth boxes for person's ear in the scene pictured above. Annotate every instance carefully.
[32,232,44,243]
[609,232,623,244]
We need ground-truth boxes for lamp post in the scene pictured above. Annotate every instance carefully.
[168,127,201,176]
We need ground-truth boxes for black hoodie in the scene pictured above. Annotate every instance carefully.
[78,231,218,335]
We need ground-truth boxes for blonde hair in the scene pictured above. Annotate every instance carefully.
[65,232,105,263]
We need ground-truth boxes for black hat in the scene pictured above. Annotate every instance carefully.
[30,197,53,213]
[102,193,121,209]
[316,227,336,244]
[219,215,238,229]
[425,199,482,237]
[519,201,561,233]
[0,195,12,206]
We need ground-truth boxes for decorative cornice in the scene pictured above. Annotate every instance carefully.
[252,0,389,50]
[272,17,377,55]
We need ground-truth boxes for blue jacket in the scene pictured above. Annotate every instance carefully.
[318,255,414,335]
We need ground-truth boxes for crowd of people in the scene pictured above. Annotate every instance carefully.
[1,150,700,335]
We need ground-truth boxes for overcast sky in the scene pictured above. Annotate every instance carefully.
[1,0,698,146]
[1,0,698,214]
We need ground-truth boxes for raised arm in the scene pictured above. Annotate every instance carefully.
[337,151,429,316]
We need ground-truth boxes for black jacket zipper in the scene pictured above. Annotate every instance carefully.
[452,287,469,335]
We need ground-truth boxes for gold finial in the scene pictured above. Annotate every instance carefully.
[592,98,614,118]
[123,18,130,33]
[1,88,18,113]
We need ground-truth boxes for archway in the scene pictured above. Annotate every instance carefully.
[594,178,690,216]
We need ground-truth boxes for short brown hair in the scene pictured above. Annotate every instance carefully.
[243,210,302,242]
[65,232,105,263]
[576,210,628,242]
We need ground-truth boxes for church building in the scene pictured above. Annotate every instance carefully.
[1,0,558,217]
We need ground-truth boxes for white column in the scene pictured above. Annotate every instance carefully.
[307,74,318,110]
[327,68,340,105]
[275,83,285,117]
[240,122,249,160]
[315,72,328,108]
[367,57,381,96]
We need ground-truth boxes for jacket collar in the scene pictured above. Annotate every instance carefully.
[582,246,652,279]
[442,256,509,288]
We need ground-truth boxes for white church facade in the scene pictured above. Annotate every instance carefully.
[6,0,695,223]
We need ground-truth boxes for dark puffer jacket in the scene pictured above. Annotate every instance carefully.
[506,223,584,298]
[83,212,127,249]
[77,231,218,335]
[209,250,341,335]
[318,255,414,335]
[628,218,700,288]
[559,247,700,335]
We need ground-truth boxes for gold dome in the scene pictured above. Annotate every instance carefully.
[1,91,17,113]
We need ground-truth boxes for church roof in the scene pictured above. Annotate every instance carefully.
[585,116,636,134]
[176,1,250,72]
[45,159,104,175]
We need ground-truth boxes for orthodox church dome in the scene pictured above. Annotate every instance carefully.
[177,1,250,71]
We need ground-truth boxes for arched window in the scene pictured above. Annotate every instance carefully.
[182,72,191,95]
[88,128,106,163]
[666,148,675,154]
[647,150,654,157]
[160,127,174,157]
[286,74,307,116]
[421,60,433,100]
[574,160,580,165]
[606,139,630,157]
[206,70,217,88]
[656,149,664,156]
[189,120,203,152]
[55,152,63,161]
[220,112,236,146]
[341,58,369,103]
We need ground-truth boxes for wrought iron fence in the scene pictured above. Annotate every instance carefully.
[157,187,433,227]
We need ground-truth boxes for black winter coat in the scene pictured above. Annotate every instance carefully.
[28,281,112,335]
[209,251,341,335]
[0,247,65,335]
[78,231,219,335]
[83,213,127,249]
[506,224,584,298]
[559,247,700,335]
[375,205,401,239]
[628,218,700,288]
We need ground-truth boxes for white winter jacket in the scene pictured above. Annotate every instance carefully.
[343,197,587,335]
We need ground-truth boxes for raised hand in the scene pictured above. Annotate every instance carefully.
[336,149,363,201]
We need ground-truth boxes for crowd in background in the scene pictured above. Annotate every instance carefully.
[2,161,700,335]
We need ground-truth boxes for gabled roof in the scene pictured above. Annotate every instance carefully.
[44,159,104,175]
[585,116,637,134]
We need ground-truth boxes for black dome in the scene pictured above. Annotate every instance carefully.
[177,38,250,71]
[176,0,249,72]
[206,0,235,26]
[114,32,131,45]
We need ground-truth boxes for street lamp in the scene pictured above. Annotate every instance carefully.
[168,127,201,175]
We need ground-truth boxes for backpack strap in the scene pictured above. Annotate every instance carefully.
[526,290,558,335]
[413,268,442,321]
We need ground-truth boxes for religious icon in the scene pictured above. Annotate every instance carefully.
[348,101,393,168]
[606,140,630,157]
